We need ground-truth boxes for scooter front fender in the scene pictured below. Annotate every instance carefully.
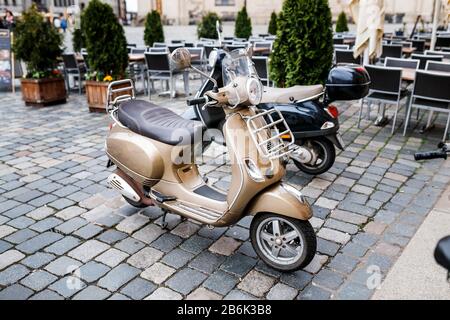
[246,183,313,221]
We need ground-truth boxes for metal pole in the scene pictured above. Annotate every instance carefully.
[430,0,441,50]
[11,32,15,94]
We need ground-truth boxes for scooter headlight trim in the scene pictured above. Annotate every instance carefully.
[246,77,263,105]
[321,121,335,130]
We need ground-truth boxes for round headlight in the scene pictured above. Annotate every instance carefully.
[208,50,218,68]
[246,78,263,105]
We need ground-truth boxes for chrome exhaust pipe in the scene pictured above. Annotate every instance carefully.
[107,173,141,202]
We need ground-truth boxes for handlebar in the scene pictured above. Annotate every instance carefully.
[186,97,207,106]
[414,151,448,161]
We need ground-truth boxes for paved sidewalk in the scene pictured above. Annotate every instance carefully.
[372,184,450,300]
[0,88,449,300]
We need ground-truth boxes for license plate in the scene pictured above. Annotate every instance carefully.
[336,133,345,148]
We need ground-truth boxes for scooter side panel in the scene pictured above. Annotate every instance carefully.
[246,183,313,221]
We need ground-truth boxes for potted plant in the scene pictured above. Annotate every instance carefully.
[13,4,66,106]
[270,0,333,87]
[144,10,165,47]
[81,0,128,112]
[235,5,252,39]
[268,11,278,35]
[336,11,349,33]
[197,12,221,40]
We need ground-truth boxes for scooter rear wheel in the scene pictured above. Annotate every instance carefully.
[250,213,316,272]
[293,138,336,175]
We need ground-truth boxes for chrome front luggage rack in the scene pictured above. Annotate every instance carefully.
[246,108,296,160]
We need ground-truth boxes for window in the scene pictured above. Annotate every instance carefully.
[215,0,235,6]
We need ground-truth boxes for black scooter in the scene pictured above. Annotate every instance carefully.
[183,48,370,175]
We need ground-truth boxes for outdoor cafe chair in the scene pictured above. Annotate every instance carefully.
[333,37,345,45]
[385,57,419,70]
[186,47,206,72]
[425,50,450,60]
[334,44,350,50]
[334,49,362,65]
[153,42,167,48]
[252,56,271,86]
[62,52,86,95]
[426,61,450,73]
[436,36,450,50]
[359,65,408,134]
[391,41,413,48]
[403,71,450,141]
[81,53,90,72]
[253,41,273,56]
[412,40,426,53]
[168,44,184,53]
[148,47,168,53]
[144,52,189,99]
[411,54,443,69]
[227,44,248,51]
[380,44,403,63]
[203,44,222,59]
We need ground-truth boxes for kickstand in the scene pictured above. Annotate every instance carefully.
[161,209,169,229]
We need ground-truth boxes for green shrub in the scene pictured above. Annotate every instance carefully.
[72,28,85,52]
[81,0,128,81]
[335,11,349,33]
[144,10,165,47]
[270,0,333,87]
[235,5,252,39]
[197,12,221,39]
[268,11,277,35]
[13,4,62,78]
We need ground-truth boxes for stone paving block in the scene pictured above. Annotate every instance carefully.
[237,270,276,297]
[304,254,328,274]
[45,256,82,276]
[161,248,195,269]
[328,253,359,274]
[26,206,55,220]
[209,236,241,256]
[171,221,201,239]
[116,214,149,234]
[166,267,208,295]
[203,270,238,296]
[29,289,64,300]
[336,281,374,300]
[225,225,249,241]
[48,276,87,298]
[312,269,344,290]
[280,270,313,290]
[0,284,34,300]
[3,204,35,219]
[6,216,35,229]
[151,233,184,253]
[29,217,62,233]
[0,264,30,286]
[108,293,131,300]
[224,289,257,300]
[55,206,86,221]
[188,251,226,275]
[95,248,129,268]
[220,253,257,278]
[73,285,111,300]
[0,249,26,270]
[20,270,57,291]
[145,287,182,300]
[44,236,81,255]
[297,284,332,300]
[342,241,369,258]
[132,224,165,244]
[266,283,298,300]
[0,225,18,239]
[180,235,213,254]
[141,262,176,284]
[21,252,55,269]
[236,241,258,258]
[97,230,128,244]
[98,263,141,292]
[198,226,227,240]
[324,219,360,235]
[77,261,111,283]
[187,287,222,300]
[120,277,156,300]
[114,237,145,255]
[127,247,164,269]
[0,240,13,254]
[73,224,104,239]
[317,238,341,257]
[54,217,88,234]
[330,209,368,225]
[68,239,110,263]
[317,228,351,245]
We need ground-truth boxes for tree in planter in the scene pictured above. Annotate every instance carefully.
[335,11,349,33]
[235,6,252,39]
[72,28,85,53]
[81,0,128,81]
[14,4,62,79]
[268,11,277,35]
[13,4,66,106]
[197,12,221,39]
[144,10,164,47]
[270,0,333,87]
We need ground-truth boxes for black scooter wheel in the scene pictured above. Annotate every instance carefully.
[250,213,316,272]
[293,138,336,175]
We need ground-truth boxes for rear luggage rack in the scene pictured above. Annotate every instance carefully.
[246,109,295,160]
[106,79,136,113]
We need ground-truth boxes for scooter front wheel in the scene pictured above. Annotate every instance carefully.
[293,138,336,175]
[250,213,316,272]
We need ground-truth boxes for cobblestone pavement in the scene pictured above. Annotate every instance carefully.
[0,84,449,300]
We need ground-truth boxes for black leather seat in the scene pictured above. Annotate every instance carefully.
[118,100,203,146]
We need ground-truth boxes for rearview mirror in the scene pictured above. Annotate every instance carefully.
[170,48,192,70]
[216,20,223,33]
[435,236,450,272]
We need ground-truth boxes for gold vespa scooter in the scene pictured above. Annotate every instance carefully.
[104,48,316,271]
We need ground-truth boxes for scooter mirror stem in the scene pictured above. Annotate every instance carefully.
[190,65,219,90]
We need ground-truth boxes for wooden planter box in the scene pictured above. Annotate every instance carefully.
[85,80,132,113]
[21,78,67,107]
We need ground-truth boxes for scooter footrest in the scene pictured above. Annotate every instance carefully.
[149,190,177,203]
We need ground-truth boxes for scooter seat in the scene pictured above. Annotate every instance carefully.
[260,85,324,104]
[118,99,203,146]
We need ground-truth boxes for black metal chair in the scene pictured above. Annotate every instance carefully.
[252,56,270,86]
[436,36,450,50]
[426,61,450,73]
[403,71,450,141]
[425,50,450,60]
[412,40,426,53]
[333,37,345,45]
[335,49,361,65]
[380,45,403,63]
[148,47,168,53]
[168,44,184,53]
[144,52,189,99]
[227,44,247,51]
[187,47,206,72]
[253,42,273,56]
[203,45,222,59]
[385,57,419,69]
[411,54,443,69]
[62,53,86,95]
[359,65,408,134]
[81,53,90,72]
[334,44,350,50]
[153,42,167,48]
